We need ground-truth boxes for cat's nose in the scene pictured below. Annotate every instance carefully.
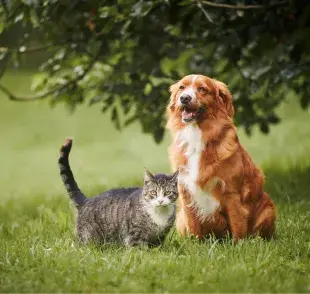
[158,200,163,205]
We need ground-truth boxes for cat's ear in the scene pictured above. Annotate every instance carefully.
[170,170,179,183]
[144,168,154,182]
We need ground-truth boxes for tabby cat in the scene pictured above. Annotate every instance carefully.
[58,138,178,247]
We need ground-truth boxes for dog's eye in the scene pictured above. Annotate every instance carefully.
[179,85,185,90]
[198,87,207,93]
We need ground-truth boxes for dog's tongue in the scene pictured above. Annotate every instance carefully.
[182,109,196,120]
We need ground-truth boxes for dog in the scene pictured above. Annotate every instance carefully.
[166,74,276,241]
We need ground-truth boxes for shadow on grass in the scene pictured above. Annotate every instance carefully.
[264,161,310,204]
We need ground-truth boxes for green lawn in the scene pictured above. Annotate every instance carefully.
[0,72,310,293]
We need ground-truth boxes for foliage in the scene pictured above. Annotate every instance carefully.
[0,0,310,142]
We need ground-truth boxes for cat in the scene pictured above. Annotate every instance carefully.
[58,138,179,247]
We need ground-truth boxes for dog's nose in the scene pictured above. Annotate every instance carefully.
[180,94,191,104]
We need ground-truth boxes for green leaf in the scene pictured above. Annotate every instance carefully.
[99,6,118,18]
[111,107,121,131]
[144,83,152,95]
[260,121,269,134]
[267,114,280,124]
[31,73,48,92]
[131,1,153,17]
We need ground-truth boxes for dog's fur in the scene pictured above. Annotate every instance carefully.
[166,74,276,241]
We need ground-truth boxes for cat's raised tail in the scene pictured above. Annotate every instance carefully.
[58,138,87,208]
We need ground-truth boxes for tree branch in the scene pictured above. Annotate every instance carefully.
[0,44,59,54]
[0,43,104,102]
[196,0,214,23]
[200,0,288,10]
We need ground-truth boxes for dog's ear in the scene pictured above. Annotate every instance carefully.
[167,82,179,113]
[213,79,235,118]
[169,82,178,94]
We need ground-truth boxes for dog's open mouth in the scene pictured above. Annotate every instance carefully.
[181,106,205,122]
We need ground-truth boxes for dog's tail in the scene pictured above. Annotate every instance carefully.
[58,138,87,208]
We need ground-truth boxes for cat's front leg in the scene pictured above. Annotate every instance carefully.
[124,232,148,248]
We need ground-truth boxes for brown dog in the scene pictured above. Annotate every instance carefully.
[166,74,276,241]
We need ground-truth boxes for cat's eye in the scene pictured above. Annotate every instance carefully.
[150,190,157,198]
[164,191,172,196]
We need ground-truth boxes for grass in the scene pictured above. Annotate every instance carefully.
[1,71,310,293]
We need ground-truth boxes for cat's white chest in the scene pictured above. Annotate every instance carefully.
[176,124,219,219]
[146,206,174,228]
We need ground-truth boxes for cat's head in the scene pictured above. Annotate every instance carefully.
[142,168,179,208]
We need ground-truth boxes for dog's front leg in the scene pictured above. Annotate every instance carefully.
[177,185,203,238]
[224,193,249,242]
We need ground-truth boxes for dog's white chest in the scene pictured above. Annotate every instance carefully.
[176,124,219,219]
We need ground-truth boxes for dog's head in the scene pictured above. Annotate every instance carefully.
[167,74,234,124]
